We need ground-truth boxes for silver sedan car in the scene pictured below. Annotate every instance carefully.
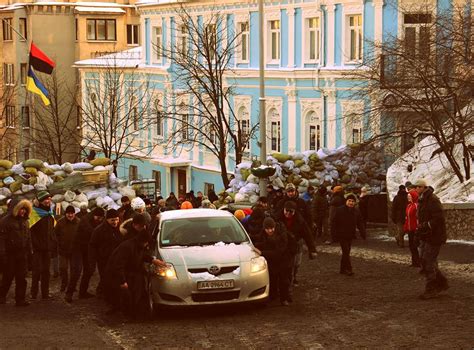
[148,209,269,309]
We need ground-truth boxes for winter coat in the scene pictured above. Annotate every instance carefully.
[417,187,446,245]
[0,199,32,258]
[54,216,80,257]
[243,210,266,241]
[328,192,345,222]
[275,211,316,255]
[105,237,154,285]
[72,212,102,253]
[254,223,289,270]
[274,195,312,225]
[331,205,366,241]
[165,196,179,210]
[89,222,123,267]
[30,204,56,254]
[119,218,148,241]
[392,189,408,224]
[403,190,419,232]
[311,192,329,222]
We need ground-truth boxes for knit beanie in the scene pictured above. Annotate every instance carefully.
[263,217,276,229]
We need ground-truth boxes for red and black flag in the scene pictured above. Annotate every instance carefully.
[29,42,55,74]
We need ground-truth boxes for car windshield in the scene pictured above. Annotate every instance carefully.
[160,217,249,247]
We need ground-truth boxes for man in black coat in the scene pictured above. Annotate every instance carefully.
[274,183,312,226]
[415,179,449,300]
[254,217,290,305]
[0,199,32,306]
[311,186,329,240]
[89,209,122,297]
[105,230,165,318]
[65,207,105,302]
[275,201,317,289]
[54,205,80,292]
[119,214,148,241]
[392,184,408,247]
[30,191,56,300]
[327,185,345,244]
[331,194,366,276]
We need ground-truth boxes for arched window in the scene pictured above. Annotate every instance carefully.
[268,108,280,152]
[237,106,250,154]
[305,110,321,151]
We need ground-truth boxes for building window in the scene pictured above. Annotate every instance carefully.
[238,21,249,62]
[153,26,163,61]
[2,18,13,41]
[346,113,363,144]
[3,63,14,86]
[204,183,214,196]
[268,108,281,152]
[269,20,280,61]
[19,18,27,40]
[306,111,321,151]
[86,19,116,41]
[20,63,27,85]
[177,24,187,56]
[205,24,217,62]
[21,106,30,128]
[238,106,250,155]
[347,15,363,62]
[404,13,431,58]
[6,106,15,127]
[127,24,139,45]
[306,18,320,62]
[129,165,138,182]
[152,170,161,193]
[153,97,164,137]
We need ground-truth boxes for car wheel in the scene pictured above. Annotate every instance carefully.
[145,279,157,320]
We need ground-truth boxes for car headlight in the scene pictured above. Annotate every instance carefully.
[250,256,267,273]
[155,263,177,279]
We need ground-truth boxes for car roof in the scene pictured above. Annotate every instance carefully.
[160,209,234,221]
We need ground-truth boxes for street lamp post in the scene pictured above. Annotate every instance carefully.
[258,0,267,196]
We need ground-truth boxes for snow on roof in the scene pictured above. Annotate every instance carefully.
[150,157,192,167]
[75,47,141,68]
[160,208,233,221]
[74,6,125,13]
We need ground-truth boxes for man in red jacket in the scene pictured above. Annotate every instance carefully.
[403,190,420,267]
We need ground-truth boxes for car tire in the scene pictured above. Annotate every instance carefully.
[144,279,158,320]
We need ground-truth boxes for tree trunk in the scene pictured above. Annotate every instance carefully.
[218,153,229,189]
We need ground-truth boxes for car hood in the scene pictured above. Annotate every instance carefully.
[159,243,257,267]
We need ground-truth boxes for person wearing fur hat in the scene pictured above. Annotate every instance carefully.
[253,217,290,305]
[105,229,166,318]
[89,209,123,298]
[54,205,80,292]
[66,207,105,303]
[30,191,56,300]
[403,190,421,267]
[0,199,32,306]
[414,179,448,300]
[331,194,366,276]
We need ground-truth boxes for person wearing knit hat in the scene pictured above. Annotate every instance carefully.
[36,190,51,202]
[327,185,346,244]
[331,192,366,276]
[88,207,122,299]
[120,196,134,221]
[181,201,193,210]
[253,215,291,305]
[65,206,105,302]
[234,209,246,222]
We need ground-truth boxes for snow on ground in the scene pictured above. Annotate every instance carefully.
[387,134,473,203]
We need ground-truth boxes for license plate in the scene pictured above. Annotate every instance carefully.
[197,280,234,290]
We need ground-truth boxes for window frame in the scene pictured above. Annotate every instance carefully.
[152,170,162,194]
[86,19,116,41]
[128,165,138,182]
[2,18,13,41]
[3,63,15,86]
[402,13,432,59]
[21,106,30,128]
[236,21,250,63]
[176,23,188,56]
[304,17,321,63]
[345,14,363,63]
[6,105,15,128]
[268,19,281,63]
[305,110,322,151]
[153,96,164,138]
[153,25,163,63]
[19,18,27,41]
[127,24,139,46]
[20,63,27,86]
[268,108,281,153]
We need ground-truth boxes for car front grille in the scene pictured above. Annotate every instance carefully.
[188,265,239,276]
[191,291,240,302]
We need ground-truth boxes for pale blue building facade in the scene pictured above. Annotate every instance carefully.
[78,0,453,197]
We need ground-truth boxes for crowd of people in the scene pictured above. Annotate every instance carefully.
[0,177,448,318]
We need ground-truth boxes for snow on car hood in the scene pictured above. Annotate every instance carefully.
[159,242,257,267]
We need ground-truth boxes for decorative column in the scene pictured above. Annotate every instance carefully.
[326,90,337,148]
[286,87,297,153]
[287,7,295,68]
[326,3,336,67]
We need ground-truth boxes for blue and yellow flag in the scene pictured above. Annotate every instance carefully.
[26,67,50,106]
[29,206,56,229]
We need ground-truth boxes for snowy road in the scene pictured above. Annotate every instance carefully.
[1,230,473,349]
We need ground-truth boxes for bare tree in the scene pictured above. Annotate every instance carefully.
[29,71,82,164]
[79,51,156,162]
[156,6,258,189]
[350,1,473,182]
